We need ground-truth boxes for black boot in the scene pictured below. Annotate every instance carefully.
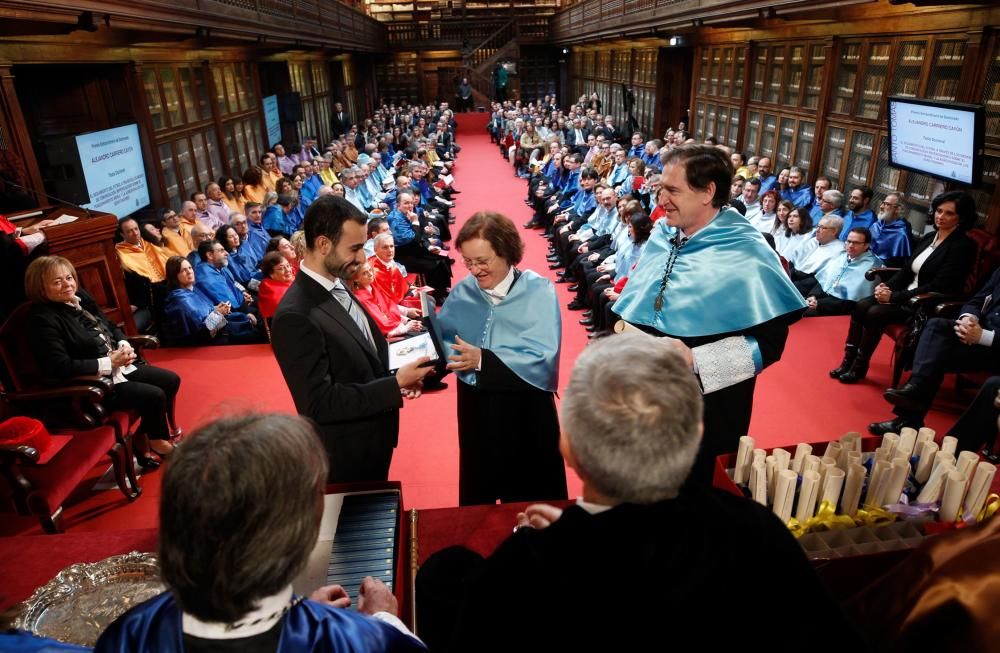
[830,345,858,379]
[838,351,871,384]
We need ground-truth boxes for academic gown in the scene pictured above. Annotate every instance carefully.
[437,485,864,653]
[437,270,567,506]
[93,592,424,653]
[614,210,807,483]
[163,287,256,345]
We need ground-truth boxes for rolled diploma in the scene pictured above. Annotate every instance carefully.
[963,462,997,519]
[795,470,821,522]
[791,443,812,474]
[753,448,766,465]
[773,448,791,473]
[914,441,939,484]
[751,461,768,506]
[880,459,910,507]
[840,432,862,452]
[766,455,777,499]
[803,454,821,475]
[866,459,891,508]
[773,469,798,524]
[898,429,917,460]
[956,450,980,483]
[821,467,846,512]
[820,456,837,489]
[846,450,862,468]
[914,429,934,459]
[930,450,956,479]
[825,441,844,470]
[939,471,967,522]
[733,435,755,484]
[881,433,900,460]
[842,463,866,516]
[941,435,958,456]
[916,460,954,504]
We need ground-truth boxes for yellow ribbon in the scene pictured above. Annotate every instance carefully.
[854,505,898,528]
[786,500,860,538]
[977,493,1000,523]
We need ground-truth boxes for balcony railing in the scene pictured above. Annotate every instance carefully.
[551,0,876,43]
[27,0,386,51]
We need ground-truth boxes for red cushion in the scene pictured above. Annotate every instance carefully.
[17,425,118,513]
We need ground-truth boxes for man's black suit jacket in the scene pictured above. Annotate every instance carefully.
[271,272,403,483]
[330,111,352,138]
[962,267,1000,334]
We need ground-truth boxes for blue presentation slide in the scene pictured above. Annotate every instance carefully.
[76,124,150,217]
[263,95,281,147]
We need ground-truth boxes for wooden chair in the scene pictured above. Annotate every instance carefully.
[0,302,177,519]
[867,228,1000,387]
[0,419,134,533]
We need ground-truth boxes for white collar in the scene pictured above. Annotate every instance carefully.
[299,260,343,293]
[481,265,516,301]
[575,497,613,515]
[182,585,294,640]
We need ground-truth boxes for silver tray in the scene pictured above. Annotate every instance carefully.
[14,551,165,647]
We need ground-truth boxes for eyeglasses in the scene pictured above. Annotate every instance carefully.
[461,256,497,271]
[880,201,898,208]
[846,239,867,246]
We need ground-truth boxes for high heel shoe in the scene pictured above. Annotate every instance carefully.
[137,455,161,470]
[149,440,176,457]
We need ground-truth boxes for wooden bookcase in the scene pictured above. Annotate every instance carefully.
[691,30,998,229]
[570,46,658,137]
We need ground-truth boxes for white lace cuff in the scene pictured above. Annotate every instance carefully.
[692,336,763,395]
[204,310,228,336]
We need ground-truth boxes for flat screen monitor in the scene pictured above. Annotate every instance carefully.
[75,123,150,217]
[887,96,984,186]
[263,95,282,148]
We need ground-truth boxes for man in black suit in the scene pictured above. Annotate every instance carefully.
[871,267,1000,434]
[329,102,352,139]
[564,117,590,153]
[271,195,433,482]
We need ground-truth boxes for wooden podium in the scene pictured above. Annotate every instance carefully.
[9,205,135,334]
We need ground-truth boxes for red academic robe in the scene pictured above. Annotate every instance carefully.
[369,255,420,309]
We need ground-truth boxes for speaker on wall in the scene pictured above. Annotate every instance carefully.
[278,92,302,122]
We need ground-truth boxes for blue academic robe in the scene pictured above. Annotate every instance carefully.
[781,185,813,209]
[615,208,806,339]
[869,218,912,262]
[195,261,243,306]
[164,287,255,341]
[386,209,417,246]
[244,223,270,266]
[227,249,257,285]
[759,174,778,194]
[629,145,644,158]
[839,209,876,240]
[93,592,425,652]
[263,205,293,237]
[814,250,883,301]
[438,270,561,392]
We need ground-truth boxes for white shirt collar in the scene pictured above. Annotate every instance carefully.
[182,585,294,640]
[481,265,516,303]
[575,497,613,515]
[299,260,344,293]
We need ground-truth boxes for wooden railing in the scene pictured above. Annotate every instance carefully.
[464,20,519,74]
[550,0,876,43]
[24,0,386,51]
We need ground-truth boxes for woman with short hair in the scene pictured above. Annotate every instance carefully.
[25,256,181,467]
[437,212,567,506]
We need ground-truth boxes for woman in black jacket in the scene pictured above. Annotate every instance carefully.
[831,191,978,384]
[25,256,181,467]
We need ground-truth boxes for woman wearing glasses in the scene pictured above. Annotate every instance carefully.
[437,211,567,506]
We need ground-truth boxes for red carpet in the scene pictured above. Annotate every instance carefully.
[0,112,975,536]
